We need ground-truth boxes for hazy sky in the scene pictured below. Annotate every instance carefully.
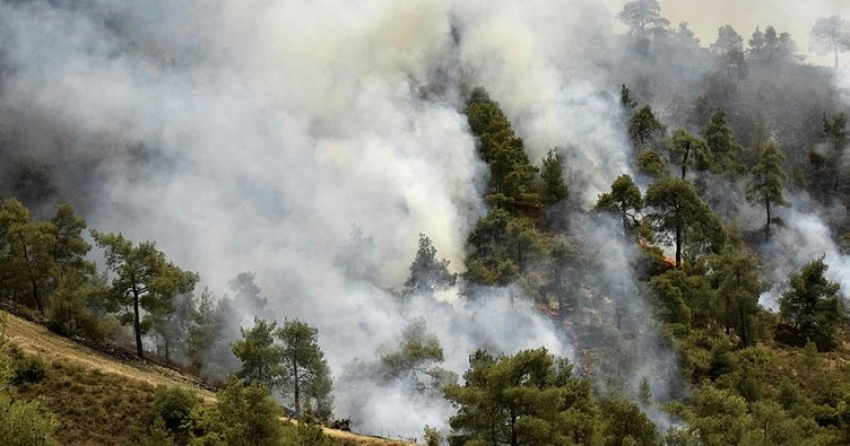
[608,0,850,66]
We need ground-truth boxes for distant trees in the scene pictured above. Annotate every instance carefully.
[711,25,748,82]
[618,0,670,55]
[748,26,799,66]
[92,231,199,359]
[404,234,456,297]
[809,113,849,198]
[618,0,669,38]
[810,15,850,68]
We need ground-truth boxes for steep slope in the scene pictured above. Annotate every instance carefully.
[1,311,413,446]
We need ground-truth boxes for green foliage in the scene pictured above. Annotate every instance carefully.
[648,270,694,328]
[0,316,58,446]
[232,318,284,386]
[596,174,644,238]
[424,426,442,446]
[378,318,457,393]
[747,140,788,237]
[445,348,606,446]
[628,105,664,150]
[189,378,283,446]
[636,149,667,179]
[152,386,199,440]
[92,230,199,359]
[0,198,56,314]
[404,234,456,296]
[540,149,570,204]
[668,128,710,179]
[464,208,545,286]
[277,319,333,420]
[778,259,845,351]
[707,247,762,347]
[279,422,335,446]
[0,391,59,446]
[187,288,227,375]
[645,177,726,268]
[599,398,659,446]
[702,111,743,176]
[11,354,48,385]
[466,88,538,202]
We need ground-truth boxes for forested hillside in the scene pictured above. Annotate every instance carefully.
[2,0,850,445]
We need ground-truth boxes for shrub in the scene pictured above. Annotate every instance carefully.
[12,355,47,385]
[151,386,199,437]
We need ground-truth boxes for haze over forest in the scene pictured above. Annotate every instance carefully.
[2,0,850,445]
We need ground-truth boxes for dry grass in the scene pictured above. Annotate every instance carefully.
[1,311,415,446]
[323,428,415,446]
[1,311,216,401]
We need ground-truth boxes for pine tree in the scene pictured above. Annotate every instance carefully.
[92,231,199,359]
[277,319,333,420]
[779,259,845,351]
[404,234,456,297]
[747,140,788,238]
[540,149,570,204]
[596,174,644,238]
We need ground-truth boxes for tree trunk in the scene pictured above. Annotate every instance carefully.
[31,277,43,315]
[765,197,772,238]
[555,269,566,322]
[293,361,301,417]
[510,409,518,446]
[132,287,144,359]
[21,240,44,315]
[675,223,683,268]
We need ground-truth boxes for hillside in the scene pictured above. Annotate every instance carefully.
[0,310,412,446]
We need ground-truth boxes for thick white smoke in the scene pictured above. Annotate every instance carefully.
[0,0,689,438]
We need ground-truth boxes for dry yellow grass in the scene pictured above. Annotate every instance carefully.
[1,310,216,401]
[0,310,415,445]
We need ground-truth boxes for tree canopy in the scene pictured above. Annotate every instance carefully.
[91,231,198,358]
